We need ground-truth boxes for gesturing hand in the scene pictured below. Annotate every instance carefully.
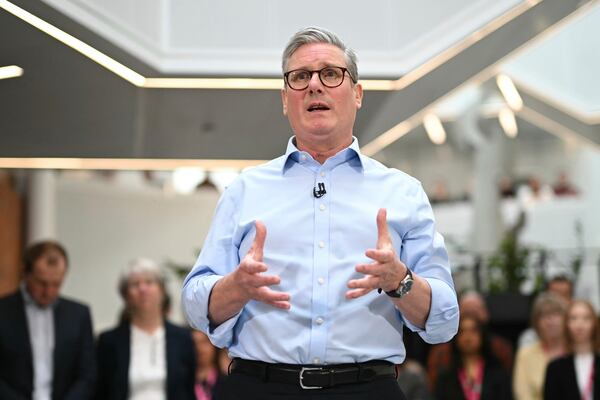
[232,221,291,309]
[346,208,408,299]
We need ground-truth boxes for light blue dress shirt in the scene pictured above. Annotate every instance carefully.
[182,137,458,365]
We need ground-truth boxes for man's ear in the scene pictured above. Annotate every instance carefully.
[281,88,288,115]
[355,83,363,110]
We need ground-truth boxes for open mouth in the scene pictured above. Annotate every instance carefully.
[307,103,330,112]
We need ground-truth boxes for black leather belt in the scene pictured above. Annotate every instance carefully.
[230,358,397,389]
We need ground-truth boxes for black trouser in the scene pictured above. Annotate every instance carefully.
[220,370,408,400]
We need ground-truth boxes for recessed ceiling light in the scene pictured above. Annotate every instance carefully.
[0,65,23,80]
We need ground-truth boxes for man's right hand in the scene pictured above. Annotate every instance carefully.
[207,221,290,326]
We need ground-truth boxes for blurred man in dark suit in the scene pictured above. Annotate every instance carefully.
[0,240,95,400]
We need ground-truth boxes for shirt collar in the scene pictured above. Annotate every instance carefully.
[282,136,365,173]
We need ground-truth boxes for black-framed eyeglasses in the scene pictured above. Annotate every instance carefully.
[284,66,355,91]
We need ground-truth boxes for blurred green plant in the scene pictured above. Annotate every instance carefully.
[487,212,532,294]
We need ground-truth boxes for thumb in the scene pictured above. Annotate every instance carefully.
[250,220,267,261]
[376,208,391,249]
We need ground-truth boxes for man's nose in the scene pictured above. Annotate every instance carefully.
[307,71,323,91]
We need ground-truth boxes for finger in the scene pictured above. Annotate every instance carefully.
[355,262,387,277]
[239,259,268,274]
[365,248,395,263]
[376,208,391,249]
[246,273,281,288]
[255,287,291,303]
[345,288,373,299]
[249,220,267,261]
[347,275,380,290]
[264,300,291,310]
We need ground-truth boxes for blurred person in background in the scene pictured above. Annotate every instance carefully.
[552,172,578,196]
[192,330,226,400]
[435,313,512,400]
[0,240,95,400]
[517,275,574,349]
[95,258,196,400]
[428,291,513,390]
[544,300,600,400]
[513,292,568,400]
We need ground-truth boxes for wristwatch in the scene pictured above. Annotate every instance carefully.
[384,268,414,298]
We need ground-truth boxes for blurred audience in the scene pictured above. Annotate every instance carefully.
[513,292,568,400]
[95,258,196,400]
[498,176,516,198]
[0,240,95,400]
[192,330,226,400]
[518,275,574,348]
[430,180,451,204]
[544,300,599,400]
[435,313,512,400]
[552,172,578,197]
[428,291,513,390]
[517,176,554,207]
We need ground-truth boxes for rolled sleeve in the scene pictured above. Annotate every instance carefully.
[182,273,243,348]
[403,277,458,343]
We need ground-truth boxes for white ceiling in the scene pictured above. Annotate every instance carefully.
[42,0,522,76]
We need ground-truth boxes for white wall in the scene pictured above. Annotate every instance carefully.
[56,175,219,333]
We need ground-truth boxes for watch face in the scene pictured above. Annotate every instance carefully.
[400,279,413,296]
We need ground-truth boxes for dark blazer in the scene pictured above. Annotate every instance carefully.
[435,361,512,400]
[95,320,196,400]
[544,354,600,400]
[0,290,96,400]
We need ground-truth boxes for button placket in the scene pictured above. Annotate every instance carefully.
[308,167,331,365]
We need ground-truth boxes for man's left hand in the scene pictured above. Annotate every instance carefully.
[346,208,408,299]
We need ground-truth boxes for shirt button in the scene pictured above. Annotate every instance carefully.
[317,277,325,285]
[318,241,325,248]
[300,154,307,161]
[320,172,326,177]
[315,317,324,325]
[313,358,321,364]
[319,204,326,211]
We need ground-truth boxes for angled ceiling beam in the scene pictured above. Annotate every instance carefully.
[360,0,596,156]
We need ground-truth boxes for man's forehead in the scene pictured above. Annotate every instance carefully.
[287,43,346,69]
[33,257,66,274]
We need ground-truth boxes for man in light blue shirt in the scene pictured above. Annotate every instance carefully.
[182,26,458,399]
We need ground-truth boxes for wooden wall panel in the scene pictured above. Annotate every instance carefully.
[0,171,22,296]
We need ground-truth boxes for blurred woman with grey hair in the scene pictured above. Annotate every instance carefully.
[513,292,568,400]
[95,258,196,400]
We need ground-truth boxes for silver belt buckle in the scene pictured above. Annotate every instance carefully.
[299,367,323,389]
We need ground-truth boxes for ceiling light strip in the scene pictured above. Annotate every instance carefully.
[0,64,23,80]
[0,0,145,86]
[0,157,267,171]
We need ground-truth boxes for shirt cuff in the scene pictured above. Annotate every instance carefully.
[181,274,243,348]
[402,277,459,344]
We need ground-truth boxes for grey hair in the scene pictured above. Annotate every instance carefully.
[530,292,568,337]
[282,27,358,84]
[118,258,167,300]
